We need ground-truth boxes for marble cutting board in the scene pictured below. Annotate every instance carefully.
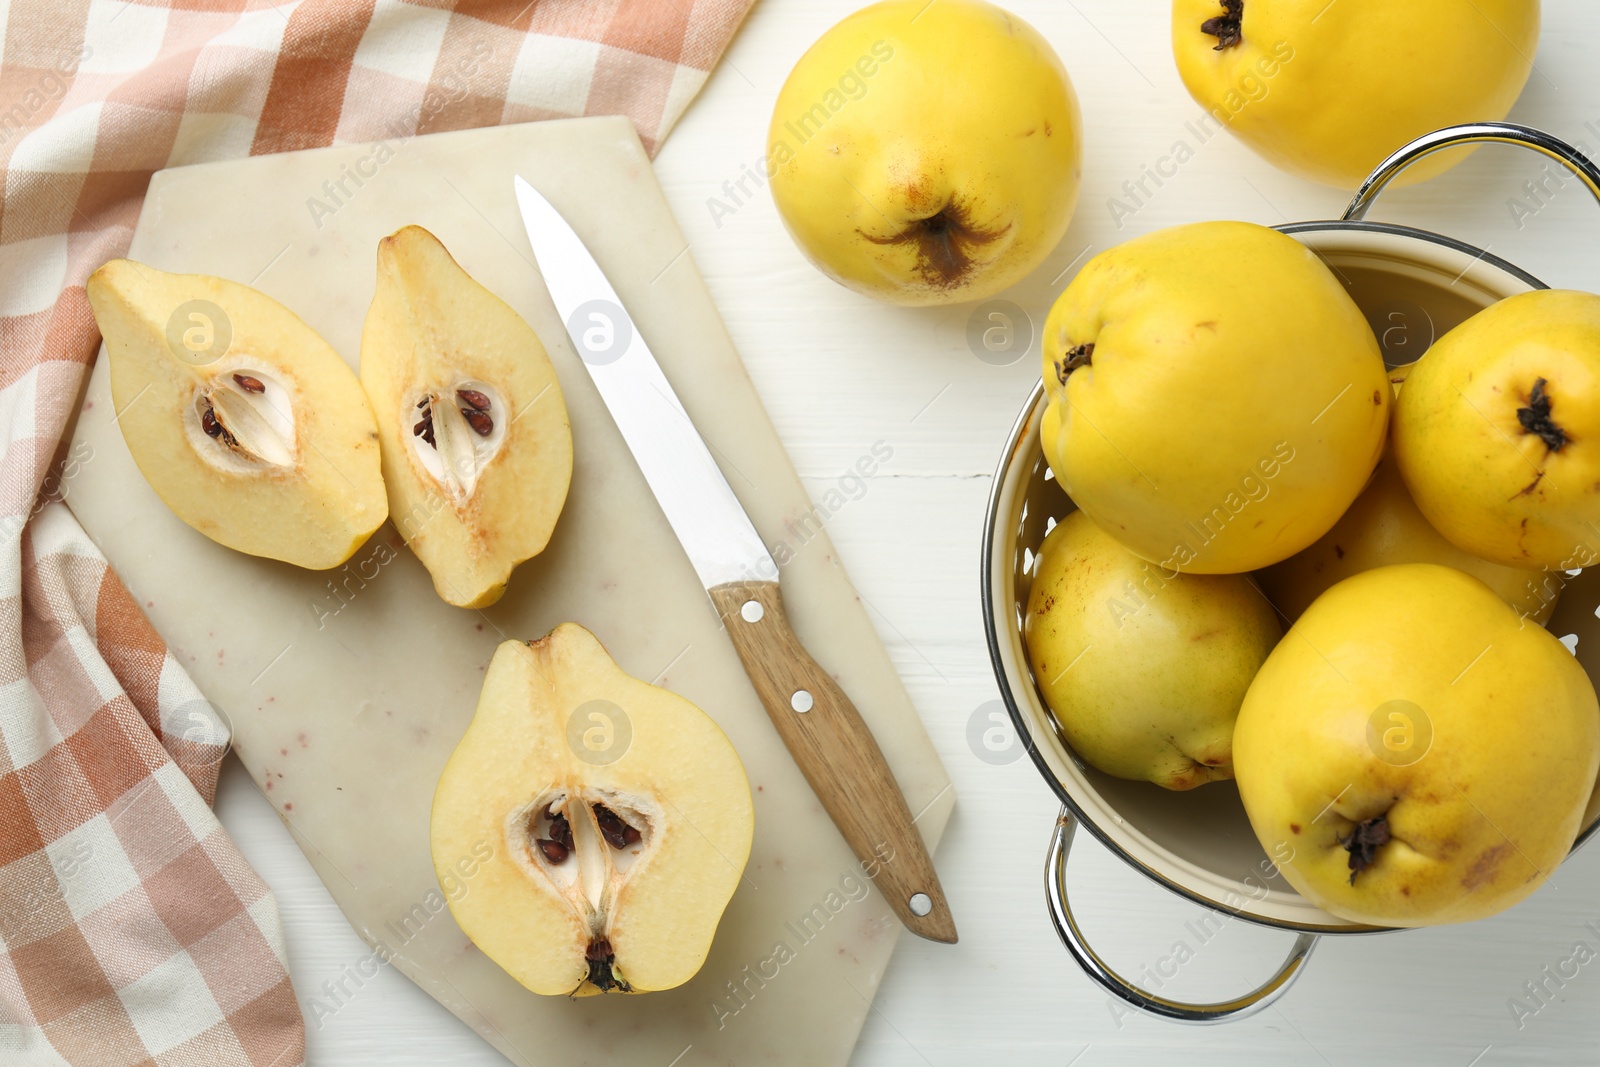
[66,116,955,1067]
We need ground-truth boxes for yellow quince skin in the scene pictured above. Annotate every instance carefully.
[1040,220,1388,575]
[1026,511,1280,790]
[1235,564,1598,927]
[768,0,1081,306]
[1393,289,1600,572]
[1172,0,1539,189]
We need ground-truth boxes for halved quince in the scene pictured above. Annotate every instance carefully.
[360,225,572,608]
[431,624,754,996]
[86,260,386,569]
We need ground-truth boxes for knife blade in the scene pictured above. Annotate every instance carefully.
[513,176,955,944]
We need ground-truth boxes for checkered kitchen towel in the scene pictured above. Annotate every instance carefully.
[0,1,755,1064]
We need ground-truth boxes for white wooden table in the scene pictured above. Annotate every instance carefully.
[216,2,1600,1062]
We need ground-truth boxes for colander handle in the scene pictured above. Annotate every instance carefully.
[1045,807,1318,1025]
[1344,121,1600,222]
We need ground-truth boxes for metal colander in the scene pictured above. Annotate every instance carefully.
[981,123,1600,1023]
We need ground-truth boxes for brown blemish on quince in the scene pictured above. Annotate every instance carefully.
[1462,842,1513,889]
[1513,469,1547,500]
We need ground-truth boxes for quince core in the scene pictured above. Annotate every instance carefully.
[431,624,754,996]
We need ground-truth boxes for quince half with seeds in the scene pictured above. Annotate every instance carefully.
[86,260,386,569]
[360,225,572,608]
[431,623,754,996]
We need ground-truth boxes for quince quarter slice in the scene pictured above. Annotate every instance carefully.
[86,260,387,569]
[360,225,573,608]
[431,624,754,996]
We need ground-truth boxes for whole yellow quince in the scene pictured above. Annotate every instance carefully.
[1171,0,1540,189]
[767,0,1081,306]
[1394,289,1600,571]
[1257,451,1560,624]
[1041,221,1388,574]
[1235,564,1599,927]
[1026,511,1280,790]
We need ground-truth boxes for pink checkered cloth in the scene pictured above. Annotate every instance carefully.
[0,1,754,1064]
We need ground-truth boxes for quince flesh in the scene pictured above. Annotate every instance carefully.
[1041,221,1389,574]
[86,260,386,569]
[360,225,573,608]
[431,624,754,996]
[1235,564,1599,927]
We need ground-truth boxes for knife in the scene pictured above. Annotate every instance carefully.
[513,176,956,944]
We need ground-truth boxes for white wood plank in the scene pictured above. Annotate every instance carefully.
[217,0,1600,1063]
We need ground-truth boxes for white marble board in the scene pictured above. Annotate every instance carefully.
[65,115,955,1067]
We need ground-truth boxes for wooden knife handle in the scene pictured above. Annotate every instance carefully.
[708,579,957,944]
